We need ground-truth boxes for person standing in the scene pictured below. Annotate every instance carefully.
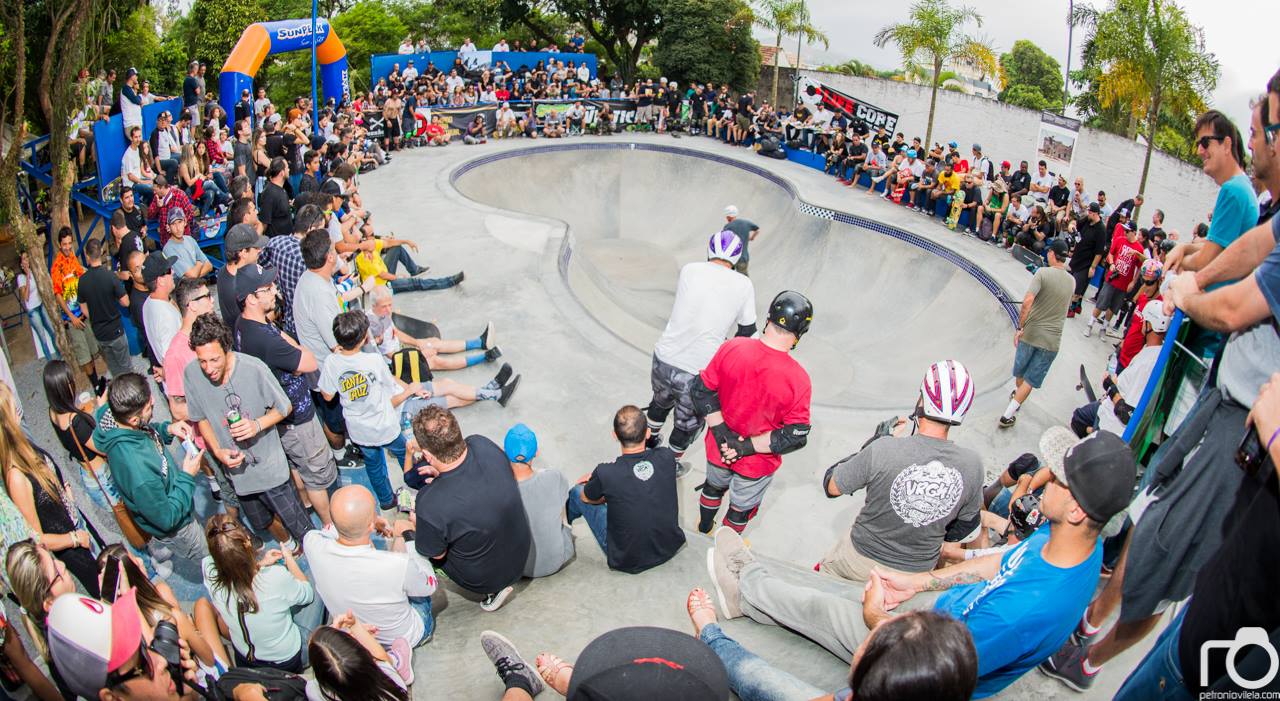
[504,424,574,579]
[646,231,755,458]
[184,314,313,551]
[217,223,269,327]
[692,291,813,534]
[141,251,183,364]
[49,227,102,386]
[1067,203,1108,317]
[1084,222,1146,338]
[721,206,761,275]
[16,251,58,360]
[76,239,133,378]
[1000,239,1075,427]
[182,60,202,125]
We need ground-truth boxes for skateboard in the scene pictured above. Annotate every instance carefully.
[391,312,441,340]
[1076,364,1097,403]
[1010,244,1042,271]
[945,190,966,230]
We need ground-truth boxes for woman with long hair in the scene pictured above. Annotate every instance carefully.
[43,359,115,514]
[16,251,58,360]
[178,142,215,212]
[0,383,98,596]
[251,128,271,195]
[308,612,410,701]
[6,539,79,699]
[193,138,231,208]
[98,543,229,675]
[202,513,324,672]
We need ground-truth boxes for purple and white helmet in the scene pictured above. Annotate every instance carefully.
[708,230,744,265]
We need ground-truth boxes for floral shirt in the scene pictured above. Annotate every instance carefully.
[50,252,86,321]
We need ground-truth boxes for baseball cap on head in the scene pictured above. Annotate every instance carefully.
[1088,202,1102,213]
[567,627,730,701]
[1047,238,1070,260]
[948,140,958,148]
[235,263,278,301]
[141,251,177,283]
[224,223,269,258]
[504,423,538,463]
[167,207,187,224]
[723,205,738,218]
[1001,160,1011,168]
[1039,427,1137,525]
[47,589,146,699]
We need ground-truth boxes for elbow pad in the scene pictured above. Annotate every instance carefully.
[822,463,842,498]
[690,376,721,417]
[944,513,983,543]
[769,423,811,455]
[734,323,756,338]
[1114,400,1134,425]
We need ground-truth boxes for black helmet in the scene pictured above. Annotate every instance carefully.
[1159,238,1177,253]
[768,291,813,342]
[1008,494,1047,540]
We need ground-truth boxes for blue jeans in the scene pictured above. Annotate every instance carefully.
[358,433,407,508]
[293,587,329,667]
[565,484,608,553]
[388,274,458,293]
[382,245,424,276]
[699,623,826,701]
[132,182,154,205]
[27,306,58,359]
[1114,607,1193,701]
[409,595,434,646]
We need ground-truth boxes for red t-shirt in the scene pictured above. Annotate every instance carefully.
[700,337,812,479]
[1108,237,1145,291]
[425,124,445,138]
[1118,292,1162,368]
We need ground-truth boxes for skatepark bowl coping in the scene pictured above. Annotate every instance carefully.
[452,142,1019,410]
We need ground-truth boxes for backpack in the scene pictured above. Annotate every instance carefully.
[213,667,308,701]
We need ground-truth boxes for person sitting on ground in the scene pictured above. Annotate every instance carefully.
[926,161,960,216]
[566,405,685,574]
[1001,196,1032,248]
[306,485,437,658]
[1047,174,1072,227]
[852,142,887,188]
[1015,204,1051,253]
[908,157,938,211]
[482,626,729,701]
[424,114,449,146]
[365,285,502,371]
[542,108,565,138]
[495,103,519,139]
[94,373,209,567]
[464,115,489,144]
[688,588,978,701]
[97,543,229,679]
[708,426,1137,699]
[565,101,586,135]
[594,103,615,135]
[308,612,412,700]
[518,106,539,139]
[504,424,575,579]
[410,405,532,612]
[956,174,983,233]
[1070,301,1170,438]
[837,134,868,185]
[977,179,1009,239]
[820,360,982,582]
[354,227,464,294]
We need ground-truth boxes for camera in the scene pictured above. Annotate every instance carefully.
[150,620,184,695]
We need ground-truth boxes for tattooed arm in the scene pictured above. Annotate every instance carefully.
[872,554,1002,613]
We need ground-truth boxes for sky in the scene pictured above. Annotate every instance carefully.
[766,0,1277,133]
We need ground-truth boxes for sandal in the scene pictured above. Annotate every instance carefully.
[536,653,574,692]
[686,588,718,634]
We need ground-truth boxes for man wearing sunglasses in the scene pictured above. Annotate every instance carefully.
[47,589,200,700]
[1164,110,1257,278]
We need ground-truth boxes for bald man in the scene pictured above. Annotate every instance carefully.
[304,485,438,647]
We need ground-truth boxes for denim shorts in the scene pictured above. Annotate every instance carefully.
[1012,341,1058,388]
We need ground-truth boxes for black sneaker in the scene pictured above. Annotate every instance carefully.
[998,415,1017,428]
[484,345,503,362]
[498,375,521,407]
[492,363,513,387]
[450,271,465,286]
[645,433,664,450]
[335,451,362,469]
[479,321,495,349]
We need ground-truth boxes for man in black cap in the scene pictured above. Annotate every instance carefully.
[1068,202,1108,317]
[140,251,182,363]
[1000,238,1075,428]
[217,222,269,327]
[709,427,1137,699]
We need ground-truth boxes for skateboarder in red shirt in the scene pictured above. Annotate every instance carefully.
[691,290,813,534]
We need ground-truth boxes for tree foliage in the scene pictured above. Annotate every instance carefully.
[998,39,1062,112]
[187,0,268,69]
[499,0,661,83]
[653,0,759,92]
[873,0,997,147]
[331,1,406,92]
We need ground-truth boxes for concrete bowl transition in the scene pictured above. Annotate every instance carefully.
[453,143,1019,410]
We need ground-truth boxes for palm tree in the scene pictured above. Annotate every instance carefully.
[1073,0,1217,204]
[873,0,998,148]
[792,1,829,84]
[821,59,878,78]
[755,0,805,108]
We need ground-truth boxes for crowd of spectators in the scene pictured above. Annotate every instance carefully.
[5,25,1280,701]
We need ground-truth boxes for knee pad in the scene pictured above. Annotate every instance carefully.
[724,505,759,532]
[669,426,699,452]
[645,403,673,426]
[698,482,727,500]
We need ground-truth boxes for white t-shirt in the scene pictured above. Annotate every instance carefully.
[1031,173,1055,200]
[121,146,143,182]
[318,350,401,446]
[445,75,464,93]
[908,159,926,178]
[16,274,40,311]
[1099,344,1161,436]
[460,41,477,53]
[654,261,756,374]
[143,296,182,362]
[493,41,509,51]
[157,128,179,161]
[577,65,590,83]
[1008,203,1031,222]
[303,528,438,647]
[402,67,418,82]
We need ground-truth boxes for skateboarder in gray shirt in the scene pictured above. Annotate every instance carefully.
[721,205,760,275]
[820,360,983,582]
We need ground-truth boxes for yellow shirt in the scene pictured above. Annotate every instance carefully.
[355,239,389,286]
[937,171,961,193]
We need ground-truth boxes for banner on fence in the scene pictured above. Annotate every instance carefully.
[1036,110,1081,176]
[376,99,640,141]
[796,76,899,134]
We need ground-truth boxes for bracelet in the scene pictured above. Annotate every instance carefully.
[1267,426,1280,453]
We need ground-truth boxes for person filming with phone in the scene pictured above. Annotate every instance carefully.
[93,373,209,569]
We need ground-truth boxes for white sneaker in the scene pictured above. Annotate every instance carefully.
[481,586,514,612]
[1083,325,1093,338]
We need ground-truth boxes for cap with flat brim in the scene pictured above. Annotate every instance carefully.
[141,251,178,283]
[1040,427,1137,524]
[567,627,729,701]
[48,589,144,699]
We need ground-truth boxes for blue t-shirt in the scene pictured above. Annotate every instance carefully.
[933,525,1102,698]
[1254,215,1280,320]
[1207,173,1260,251]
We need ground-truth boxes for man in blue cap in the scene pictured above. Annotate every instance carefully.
[506,424,575,578]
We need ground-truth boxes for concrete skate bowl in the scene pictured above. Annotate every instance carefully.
[453,143,1018,409]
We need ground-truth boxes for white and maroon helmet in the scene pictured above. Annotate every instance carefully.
[919,360,975,425]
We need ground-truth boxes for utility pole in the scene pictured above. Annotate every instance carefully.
[1063,0,1073,115]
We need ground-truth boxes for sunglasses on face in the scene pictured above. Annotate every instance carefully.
[1196,135,1225,150]
[106,643,156,687]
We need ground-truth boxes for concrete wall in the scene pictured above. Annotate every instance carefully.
[797,69,1219,235]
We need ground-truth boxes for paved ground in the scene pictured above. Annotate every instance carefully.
[0,133,1160,699]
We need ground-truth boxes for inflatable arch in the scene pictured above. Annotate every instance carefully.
[218,19,350,122]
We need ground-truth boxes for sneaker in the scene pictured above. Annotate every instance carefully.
[480,631,544,696]
[480,321,496,349]
[706,527,755,619]
[1105,326,1124,339]
[481,586,514,612]
[484,345,503,363]
[675,460,691,478]
[498,375,521,407]
[1082,325,1094,338]
[492,362,513,387]
[1070,620,1103,647]
[998,415,1017,428]
[409,266,430,278]
[645,433,665,451]
[450,271,465,286]
[335,451,362,469]
[1039,640,1097,692]
[152,557,174,580]
[395,487,415,513]
[386,637,415,685]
